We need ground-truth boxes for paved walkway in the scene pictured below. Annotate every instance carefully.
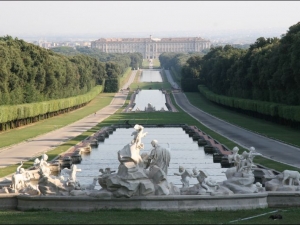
[164,70,300,169]
[0,71,137,168]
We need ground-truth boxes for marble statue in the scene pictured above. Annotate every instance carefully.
[94,125,179,198]
[19,184,41,196]
[33,153,51,176]
[131,124,148,150]
[38,165,69,195]
[174,166,192,188]
[228,146,242,170]
[254,182,265,193]
[282,170,300,186]
[192,168,219,193]
[265,170,300,191]
[180,167,227,195]
[238,147,260,174]
[98,168,115,189]
[146,139,171,175]
[11,161,31,192]
[16,161,24,174]
[222,146,262,194]
[61,164,82,183]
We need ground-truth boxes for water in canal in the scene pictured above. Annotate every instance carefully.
[76,127,226,189]
[140,69,163,82]
[132,90,168,111]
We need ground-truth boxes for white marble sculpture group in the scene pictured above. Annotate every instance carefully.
[1,124,300,197]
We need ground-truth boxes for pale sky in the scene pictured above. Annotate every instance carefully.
[0,1,299,39]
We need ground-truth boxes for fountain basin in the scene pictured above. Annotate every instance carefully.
[16,193,268,212]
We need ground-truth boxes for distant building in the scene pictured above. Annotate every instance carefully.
[91,35,211,59]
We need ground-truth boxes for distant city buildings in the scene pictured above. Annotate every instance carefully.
[29,40,91,49]
[91,35,211,59]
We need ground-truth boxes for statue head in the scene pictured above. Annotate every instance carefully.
[151,139,158,147]
[232,146,239,153]
[179,166,184,172]
[192,167,197,174]
[250,146,255,152]
[41,154,48,161]
[242,151,249,159]
[134,124,143,131]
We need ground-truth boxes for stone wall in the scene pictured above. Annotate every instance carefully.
[1,191,300,212]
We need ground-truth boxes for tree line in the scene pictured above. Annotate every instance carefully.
[186,22,300,106]
[52,46,143,92]
[0,36,142,131]
[159,52,204,91]
[0,36,143,106]
[159,22,300,127]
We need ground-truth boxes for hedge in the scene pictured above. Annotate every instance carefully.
[198,85,300,122]
[0,85,103,123]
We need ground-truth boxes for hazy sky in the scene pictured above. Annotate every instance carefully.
[1,1,299,39]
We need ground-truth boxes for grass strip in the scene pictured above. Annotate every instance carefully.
[0,208,297,224]
[185,92,300,148]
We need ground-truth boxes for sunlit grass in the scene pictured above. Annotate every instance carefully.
[119,67,132,88]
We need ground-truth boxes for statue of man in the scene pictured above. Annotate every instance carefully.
[146,139,171,175]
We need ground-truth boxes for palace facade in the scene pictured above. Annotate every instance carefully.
[91,35,211,59]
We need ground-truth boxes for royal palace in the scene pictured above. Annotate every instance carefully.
[91,35,211,59]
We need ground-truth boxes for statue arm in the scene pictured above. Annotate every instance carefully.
[174,172,183,176]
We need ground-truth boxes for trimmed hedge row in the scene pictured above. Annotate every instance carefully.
[198,85,300,122]
[0,85,103,123]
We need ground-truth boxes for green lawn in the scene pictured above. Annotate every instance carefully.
[0,208,296,224]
